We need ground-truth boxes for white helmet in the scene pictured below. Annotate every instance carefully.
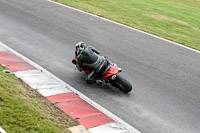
[75,42,87,55]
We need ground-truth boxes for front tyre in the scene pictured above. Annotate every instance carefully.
[110,75,132,93]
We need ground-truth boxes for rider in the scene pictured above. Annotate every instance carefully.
[75,42,108,84]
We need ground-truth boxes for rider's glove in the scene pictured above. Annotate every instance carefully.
[78,68,83,72]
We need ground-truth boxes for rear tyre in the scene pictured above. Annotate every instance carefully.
[110,75,132,93]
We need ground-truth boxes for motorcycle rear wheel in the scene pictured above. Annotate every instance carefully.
[110,75,132,93]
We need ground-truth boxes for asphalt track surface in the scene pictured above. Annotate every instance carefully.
[0,0,200,133]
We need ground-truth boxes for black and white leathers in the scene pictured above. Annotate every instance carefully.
[76,46,104,70]
[76,46,108,84]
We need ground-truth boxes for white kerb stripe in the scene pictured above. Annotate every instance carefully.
[0,41,141,133]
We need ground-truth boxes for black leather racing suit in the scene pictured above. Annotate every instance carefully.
[76,46,108,84]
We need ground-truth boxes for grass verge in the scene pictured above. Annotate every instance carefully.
[0,66,78,133]
[55,0,200,51]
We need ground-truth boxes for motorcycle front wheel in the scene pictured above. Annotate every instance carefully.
[109,75,132,93]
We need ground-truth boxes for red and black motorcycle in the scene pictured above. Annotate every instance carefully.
[72,57,132,93]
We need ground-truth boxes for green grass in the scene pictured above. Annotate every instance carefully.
[56,0,200,50]
[0,66,78,133]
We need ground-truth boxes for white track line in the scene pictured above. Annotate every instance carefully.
[47,0,200,54]
[0,127,6,133]
[0,42,140,133]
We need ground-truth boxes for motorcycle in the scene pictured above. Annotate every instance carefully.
[72,57,132,93]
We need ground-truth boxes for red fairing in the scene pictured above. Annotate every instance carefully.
[72,57,91,74]
[102,64,119,78]
[72,57,118,78]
